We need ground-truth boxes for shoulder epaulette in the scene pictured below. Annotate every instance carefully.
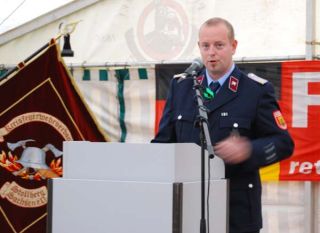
[247,73,268,85]
[173,73,184,79]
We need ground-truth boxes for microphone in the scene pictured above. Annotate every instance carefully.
[173,58,204,82]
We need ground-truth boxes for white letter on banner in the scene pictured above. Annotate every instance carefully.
[292,72,320,127]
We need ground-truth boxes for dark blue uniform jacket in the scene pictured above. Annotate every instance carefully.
[152,66,294,233]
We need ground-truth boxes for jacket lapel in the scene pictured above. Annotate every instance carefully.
[205,67,242,113]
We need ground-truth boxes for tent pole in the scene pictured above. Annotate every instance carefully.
[0,55,310,71]
[306,0,316,60]
[305,1,316,233]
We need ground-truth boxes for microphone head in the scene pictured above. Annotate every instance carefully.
[184,58,203,75]
[192,58,204,71]
[176,58,204,82]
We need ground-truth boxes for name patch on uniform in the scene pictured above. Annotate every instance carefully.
[229,76,238,92]
[273,110,287,130]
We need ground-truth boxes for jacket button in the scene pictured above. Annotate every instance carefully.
[177,115,182,120]
[248,183,253,188]
[233,123,239,128]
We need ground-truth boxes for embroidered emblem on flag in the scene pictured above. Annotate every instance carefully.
[0,40,108,233]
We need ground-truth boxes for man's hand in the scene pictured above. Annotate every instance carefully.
[214,135,252,164]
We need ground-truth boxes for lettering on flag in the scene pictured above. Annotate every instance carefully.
[0,41,107,233]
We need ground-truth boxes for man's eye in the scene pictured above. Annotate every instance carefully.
[216,43,224,49]
[202,44,209,49]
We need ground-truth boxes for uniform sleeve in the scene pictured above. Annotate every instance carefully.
[151,79,177,143]
[241,82,294,170]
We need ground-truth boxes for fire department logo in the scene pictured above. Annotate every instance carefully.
[273,110,287,130]
[0,112,70,181]
[1,139,62,180]
[125,0,197,61]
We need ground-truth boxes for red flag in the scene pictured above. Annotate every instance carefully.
[0,40,108,233]
[279,60,320,181]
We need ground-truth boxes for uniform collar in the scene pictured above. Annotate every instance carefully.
[204,65,242,113]
[206,63,235,87]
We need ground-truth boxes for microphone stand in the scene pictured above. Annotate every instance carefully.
[192,70,215,233]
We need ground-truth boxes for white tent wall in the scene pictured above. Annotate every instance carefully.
[0,0,319,233]
[262,182,305,233]
[316,1,320,57]
[71,66,156,142]
[0,0,307,65]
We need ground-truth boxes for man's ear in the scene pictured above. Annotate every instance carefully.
[232,40,238,55]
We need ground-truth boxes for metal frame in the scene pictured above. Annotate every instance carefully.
[305,1,318,233]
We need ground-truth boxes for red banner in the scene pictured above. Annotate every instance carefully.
[0,41,108,233]
[278,61,320,180]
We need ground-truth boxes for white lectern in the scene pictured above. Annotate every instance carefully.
[47,142,228,233]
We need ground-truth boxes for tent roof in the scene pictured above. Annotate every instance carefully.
[0,0,315,65]
[0,0,98,46]
[0,0,75,35]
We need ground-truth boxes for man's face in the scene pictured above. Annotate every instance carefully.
[198,23,237,80]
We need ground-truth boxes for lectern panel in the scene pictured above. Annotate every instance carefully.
[48,142,227,233]
[63,142,225,182]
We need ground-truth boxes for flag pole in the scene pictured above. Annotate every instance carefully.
[0,20,80,81]
[0,35,62,81]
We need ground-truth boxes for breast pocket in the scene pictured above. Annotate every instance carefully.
[173,111,197,142]
[219,117,252,137]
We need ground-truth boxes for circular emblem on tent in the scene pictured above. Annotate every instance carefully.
[137,0,188,60]
[125,0,196,61]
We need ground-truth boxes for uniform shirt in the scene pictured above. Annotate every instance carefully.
[206,63,235,92]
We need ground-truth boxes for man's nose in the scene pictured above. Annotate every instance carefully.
[208,45,217,55]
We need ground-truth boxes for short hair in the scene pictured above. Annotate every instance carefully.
[200,17,235,41]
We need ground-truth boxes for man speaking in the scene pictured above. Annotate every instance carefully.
[152,17,294,233]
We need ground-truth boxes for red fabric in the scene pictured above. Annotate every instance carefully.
[279,61,320,180]
[0,43,107,233]
[155,100,166,134]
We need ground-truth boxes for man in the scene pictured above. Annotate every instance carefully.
[152,17,294,233]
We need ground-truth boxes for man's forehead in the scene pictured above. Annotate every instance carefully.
[200,22,227,31]
[199,26,229,38]
[198,23,232,42]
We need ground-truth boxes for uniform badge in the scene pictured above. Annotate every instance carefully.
[228,76,238,92]
[273,110,287,130]
[248,73,268,85]
[196,74,204,85]
[203,88,214,100]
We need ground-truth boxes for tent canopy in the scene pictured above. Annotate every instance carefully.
[0,0,318,66]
